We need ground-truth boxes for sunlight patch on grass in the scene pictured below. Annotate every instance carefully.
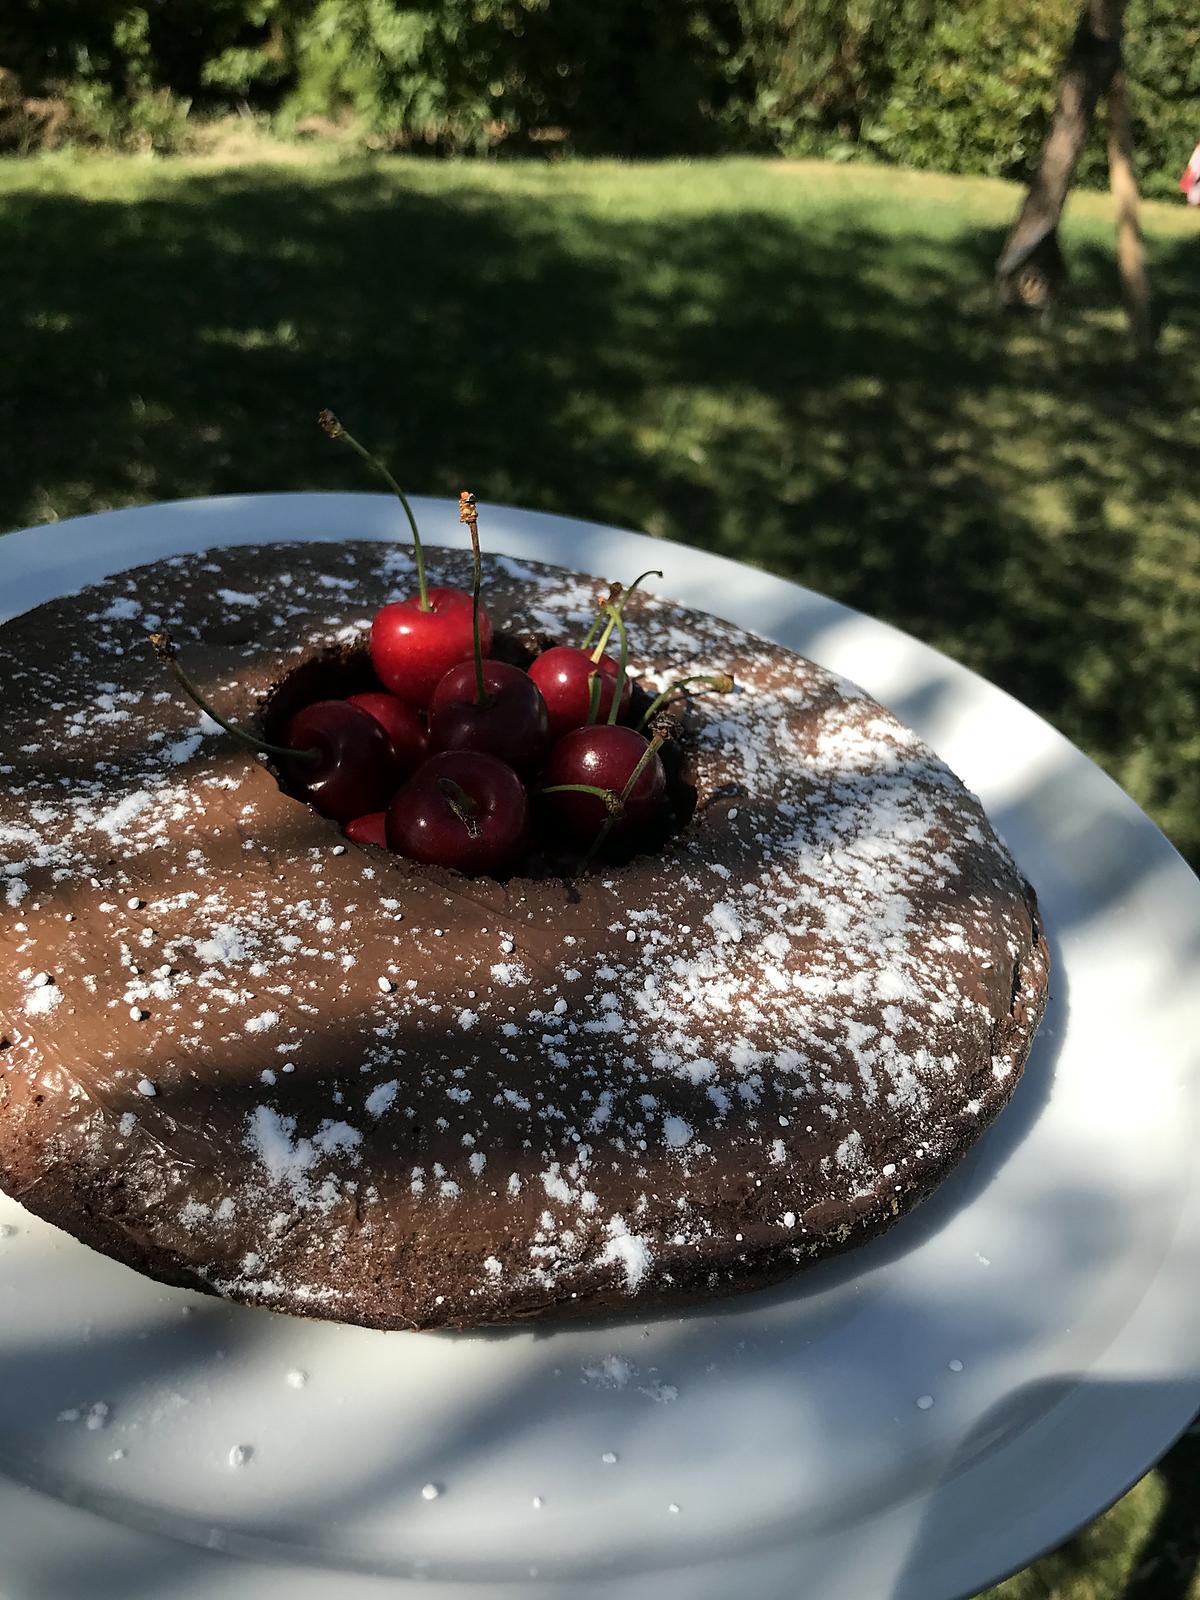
[201,320,301,352]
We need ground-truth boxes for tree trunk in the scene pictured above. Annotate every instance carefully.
[996,0,1125,310]
[1106,68,1155,356]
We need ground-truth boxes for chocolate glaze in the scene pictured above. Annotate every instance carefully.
[0,542,1048,1329]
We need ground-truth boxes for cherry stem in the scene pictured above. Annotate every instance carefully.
[638,673,734,730]
[579,582,620,654]
[584,569,663,657]
[604,603,630,726]
[585,669,604,726]
[436,776,482,838]
[620,730,667,803]
[459,490,488,708]
[577,730,667,873]
[319,410,429,611]
[147,632,319,766]
[541,783,624,817]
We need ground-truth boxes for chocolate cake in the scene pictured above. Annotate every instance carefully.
[0,540,1048,1329]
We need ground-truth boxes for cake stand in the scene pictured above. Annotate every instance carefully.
[1,493,1197,1600]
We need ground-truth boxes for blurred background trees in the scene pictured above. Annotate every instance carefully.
[2,0,1197,195]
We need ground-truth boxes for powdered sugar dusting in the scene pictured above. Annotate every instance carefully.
[0,541,1046,1329]
[600,1217,653,1291]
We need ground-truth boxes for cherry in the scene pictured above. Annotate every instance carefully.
[527,646,630,740]
[343,810,388,848]
[284,701,401,822]
[319,411,489,708]
[370,589,491,709]
[428,659,550,771]
[527,568,662,740]
[540,725,666,848]
[347,691,428,775]
[386,751,528,877]
[148,632,400,826]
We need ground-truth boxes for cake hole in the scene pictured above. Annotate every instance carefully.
[257,635,705,882]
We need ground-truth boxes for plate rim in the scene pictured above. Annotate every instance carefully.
[1,492,1197,1600]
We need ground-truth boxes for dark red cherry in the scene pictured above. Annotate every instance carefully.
[343,810,388,848]
[370,587,493,709]
[386,751,528,877]
[540,725,666,846]
[527,645,631,740]
[347,691,428,776]
[427,660,550,772]
[284,701,400,823]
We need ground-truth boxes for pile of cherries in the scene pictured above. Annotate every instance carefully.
[153,416,730,879]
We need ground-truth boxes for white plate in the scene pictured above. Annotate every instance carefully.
[1,494,1198,1600]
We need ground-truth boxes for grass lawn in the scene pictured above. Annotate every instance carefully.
[1,147,1198,1597]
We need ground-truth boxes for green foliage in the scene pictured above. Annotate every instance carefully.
[0,0,1197,187]
[282,0,741,154]
[727,0,929,153]
[0,0,293,150]
[1124,0,1200,197]
[831,0,1200,199]
[283,0,532,152]
[866,0,1076,179]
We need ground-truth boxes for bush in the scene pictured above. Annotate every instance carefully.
[863,0,1077,180]
[729,0,1198,197]
[0,0,1195,193]
[1124,0,1200,197]
[282,0,542,153]
[725,0,928,154]
[282,0,741,154]
[0,1,294,151]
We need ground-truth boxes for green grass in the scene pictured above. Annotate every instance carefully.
[1,148,1198,1597]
